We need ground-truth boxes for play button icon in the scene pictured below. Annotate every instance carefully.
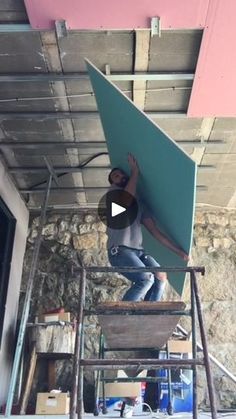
[112,202,126,217]
[98,189,138,229]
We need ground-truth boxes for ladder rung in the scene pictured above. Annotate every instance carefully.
[81,358,205,370]
[100,377,168,383]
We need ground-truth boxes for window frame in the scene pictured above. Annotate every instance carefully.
[0,197,16,346]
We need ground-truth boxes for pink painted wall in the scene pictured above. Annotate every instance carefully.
[24,0,208,30]
[188,0,236,117]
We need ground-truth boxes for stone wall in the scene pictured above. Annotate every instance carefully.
[22,211,128,410]
[22,208,236,410]
[186,209,236,409]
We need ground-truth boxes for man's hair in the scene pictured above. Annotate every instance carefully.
[108,167,121,184]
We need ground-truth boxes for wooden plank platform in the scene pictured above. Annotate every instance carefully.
[96,301,186,349]
[96,301,186,312]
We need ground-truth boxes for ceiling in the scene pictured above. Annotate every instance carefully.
[0,1,236,210]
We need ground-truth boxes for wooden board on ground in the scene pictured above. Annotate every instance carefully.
[97,301,186,349]
[86,60,197,296]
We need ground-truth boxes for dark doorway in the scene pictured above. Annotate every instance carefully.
[0,197,16,346]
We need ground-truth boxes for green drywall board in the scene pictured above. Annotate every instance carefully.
[86,60,197,296]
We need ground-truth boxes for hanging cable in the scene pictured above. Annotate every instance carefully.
[29,152,109,190]
[0,87,191,104]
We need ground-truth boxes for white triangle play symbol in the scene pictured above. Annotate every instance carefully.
[111,202,126,217]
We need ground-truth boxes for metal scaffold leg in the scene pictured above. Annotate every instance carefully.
[190,271,198,419]
[192,270,218,419]
[70,268,87,419]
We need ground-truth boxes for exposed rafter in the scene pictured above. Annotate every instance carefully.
[133,30,151,109]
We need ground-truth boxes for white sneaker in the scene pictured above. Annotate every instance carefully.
[154,409,168,418]
[121,404,134,418]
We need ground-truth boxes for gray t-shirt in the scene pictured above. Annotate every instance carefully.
[107,185,151,250]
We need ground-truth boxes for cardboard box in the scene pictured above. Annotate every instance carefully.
[38,312,71,323]
[35,393,70,415]
[30,324,75,354]
[167,340,192,354]
[99,371,147,414]
[101,369,146,398]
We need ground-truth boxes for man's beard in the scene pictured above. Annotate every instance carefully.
[118,176,129,187]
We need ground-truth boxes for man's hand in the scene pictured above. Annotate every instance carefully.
[178,250,190,262]
[127,153,139,175]
[123,153,139,197]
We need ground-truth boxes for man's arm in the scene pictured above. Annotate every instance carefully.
[142,217,189,261]
[124,153,139,197]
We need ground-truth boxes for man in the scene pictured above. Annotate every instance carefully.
[107,153,189,302]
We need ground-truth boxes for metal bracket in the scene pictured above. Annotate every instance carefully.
[55,19,68,38]
[151,16,161,37]
[105,64,111,76]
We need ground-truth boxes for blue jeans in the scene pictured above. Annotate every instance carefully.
[108,246,166,302]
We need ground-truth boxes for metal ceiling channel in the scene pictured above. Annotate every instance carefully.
[7,165,215,174]
[19,185,208,193]
[0,111,187,119]
[0,72,194,82]
[0,140,226,149]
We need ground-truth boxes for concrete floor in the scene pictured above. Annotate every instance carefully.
[1,412,236,419]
